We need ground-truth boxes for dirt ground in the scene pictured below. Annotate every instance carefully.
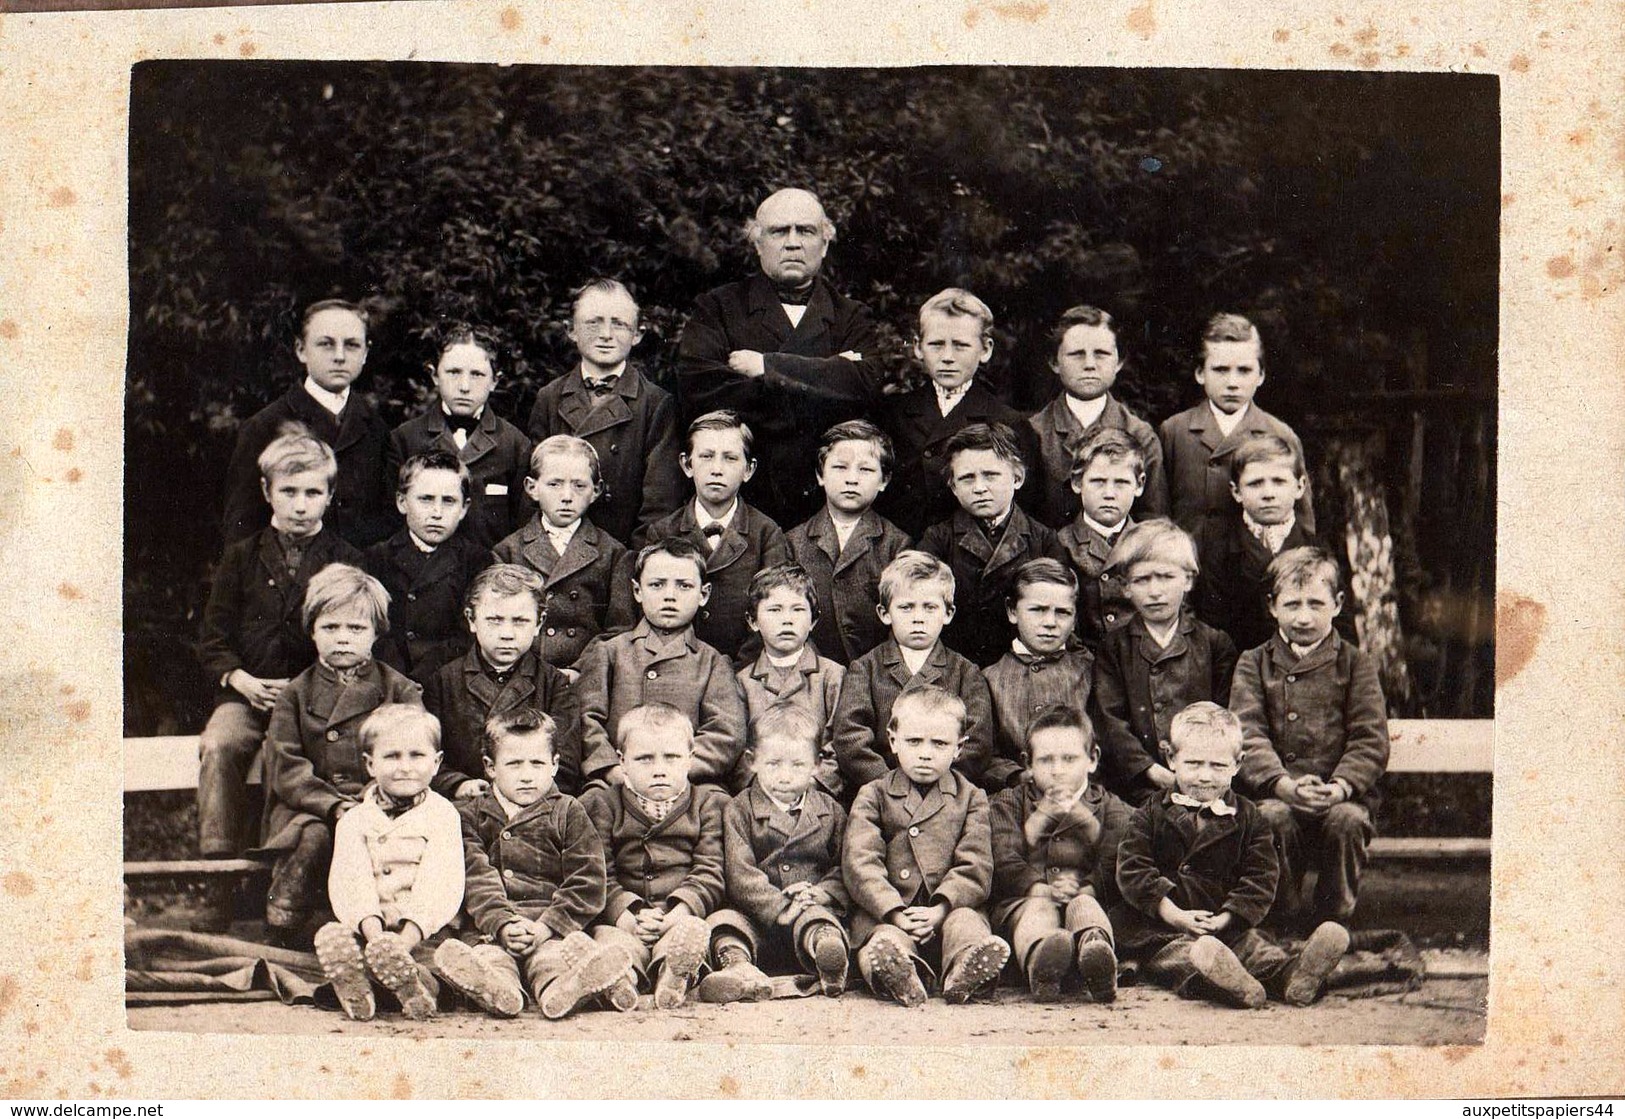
[127,955,1486,1046]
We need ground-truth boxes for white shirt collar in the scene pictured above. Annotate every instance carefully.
[1208,400,1246,437]
[441,403,484,422]
[1064,393,1109,429]
[1144,617,1179,648]
[766,649,804,670]
[1082,512,1126,540]
[1285,632,1330,659]
[303,376,350,416]
[543,517,581,551]
[695,498,738,530]
[898,643,932,676]
[493,786,528,820]
[765,788,806,815]
[781,304,808,328]
[828,508,862,549]
[581,360,628,384]
[934,379,974,417]
[1243,512,1296,554]
[407,530,437,553]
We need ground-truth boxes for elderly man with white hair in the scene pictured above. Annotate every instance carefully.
[677,188,885,528]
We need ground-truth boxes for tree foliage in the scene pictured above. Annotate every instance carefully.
[125,62,1498,731]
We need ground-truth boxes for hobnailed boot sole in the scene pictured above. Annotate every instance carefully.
[540,938,637,1019]
[1075,935,1119,1004]
[1026,930,1074,1002]
[314,924,375,1022]
[811,930,850,997]
[652,920,710,1010]
[432,940,523,1019]
[697,959,775,1004]
[865,935,928,1007]
[1188,935,1266,1009]
[1282,921,1351,1006]
[365,933,438,1020]
[943,935,1011,1004]
[603,973,641,1012]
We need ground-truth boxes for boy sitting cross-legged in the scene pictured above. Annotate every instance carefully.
[1112,702,1349,1009]
[581,704,757,1010]
[981,559,1095,790]
[713,705,852,1002]
[989,706,1131,1003]
[313,704,463,1022]
[430,707,634,1019]
[843,686,1010,1006]
[829,550,995,795]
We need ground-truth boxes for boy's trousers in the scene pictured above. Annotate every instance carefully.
[592,908,754,982]
[1000,893,1112,974]
[1143,927,1292,997]
[197,700,269,856]
[856,906,993,990]
[1255,799,1375,924]
[461,937,586,1004]
[265,821,332,931]
[734,904,849,973]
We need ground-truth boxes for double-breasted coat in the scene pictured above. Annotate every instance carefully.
[723,781,850,927]
[456,788,608,940]
[1158,401,1315,536]
[1192,512,1321,655]
[785,506,911,666]
[491,515,636,669]
[580,783,731,921]
[362,529,488,686]
[386,405,534,551]
[1057,516,1135,652]
[981,647,1096,788]
[1026,393,1168,529]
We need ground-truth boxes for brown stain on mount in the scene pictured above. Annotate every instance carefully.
[1547,255,1576,278]
[1495,592,1547,688]
[1125,1,1155,37]
[53,428,73,452]
[718,1075,740,1097]
[47,187,76,208]
[391,1073,412,1099]
[0,976,16,1019]
[1509,53,1530,72]
[57,582,83,601]
[0,321,17,340]
[500,6,522,31]
[105,1050,132,1079]
[2,872,34,897]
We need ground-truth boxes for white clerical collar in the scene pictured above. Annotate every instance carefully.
[935,379,974,417]
[1064,393,1109,429]
[408,531,437,553]
[303,376,350,416]
[1208,400,1247,436]
[1285,632,1329,659]
[781,304,808,328]
[899,643,932,676]
[1243,512,1296,554]
[695,498,738,530]
[543,517,581,551]
[1144,617,1179,648]
[1083,512,1126,540]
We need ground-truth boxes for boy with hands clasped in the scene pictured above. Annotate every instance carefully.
[1113,702,1349,1009]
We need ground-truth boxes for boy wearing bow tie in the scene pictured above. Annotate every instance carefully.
[636,410,790,664]
[982,560,1095,789]
[1113,702,1349,1008]
[1231,547,1389,931]
[527,280,683,547]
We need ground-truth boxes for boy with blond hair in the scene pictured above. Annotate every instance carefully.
[1057,428,1144,651]
[830,551,995,793]
[1114,702,1348,1008]
[314,704,463,1021]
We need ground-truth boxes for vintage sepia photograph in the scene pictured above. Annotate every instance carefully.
[116,59,1498,1048]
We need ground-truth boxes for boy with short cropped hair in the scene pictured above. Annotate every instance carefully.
[982,559,1095,789]
[527,279,684,546]
[581,704,756,1010]
[637,409,791,662]
[493,435,637,669]
[990,706,1131,1002]
[787,420,911,666]
[1232,548,1389,929]
[574,538,750,789]
[314,704,464,1021]
[737,563,845,796]
[1158,313,1315,535]
[364,451,488,686]
[197,430,363,858]
[843,687,1010,1005]
[1058,429,1144,651]
[916,421,1065,668]
[716,705,852,1001]
[387,324,533,551]
[830,551,995,793]
[222,299,392,547]
[257,564,423,946]
[1027,305,1167,528]
[1194,434,1323,654]
[423,564,584,799]
[431,707,634,1019]
[879,288,1035,538]
[1090,520,1239,804]
[1113,702,1349,1008]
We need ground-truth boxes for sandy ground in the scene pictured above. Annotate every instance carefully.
[128,961,1486,1046]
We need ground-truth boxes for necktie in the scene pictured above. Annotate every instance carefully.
[775,284,813,306]
[584,376,619,397]
[445,412,477,433]
[702,522,724,551]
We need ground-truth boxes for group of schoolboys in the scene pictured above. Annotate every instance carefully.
[194,279,1387,1021]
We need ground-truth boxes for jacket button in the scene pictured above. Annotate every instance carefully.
[503,869,514,878]
[610,444,619,453]
[781,864,792,873]
[1105,612,1116,622]
[1286,674,1296,683]
[377,835,386,844]
[899,868,911,880]
[1287,712,1299,721]
[406,630,417,640]
[569,590,579,599]
[381,866,391,875]
[1048,866,1061,875]
[1030,664,1042,674]
[502,831,512,840]
[326,730,340,742]
[546,627,557,636]
[1284,753,1297,762]
[908,826,920,837]
[267,579,276,587]
[646,669,659,680]
[407,593,417,602]
[923,450,934,459]
[566,628,577,637]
